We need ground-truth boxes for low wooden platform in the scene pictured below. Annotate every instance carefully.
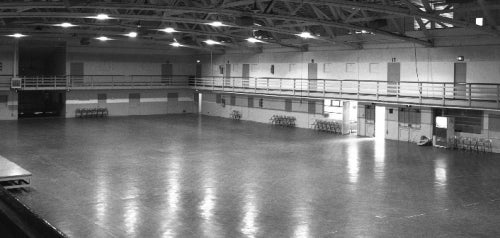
[0,156,32,189]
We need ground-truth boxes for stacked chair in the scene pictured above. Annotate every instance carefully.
[447,135,493,153]
[270,115,296,127]
[312,119,342,134]
[75,108,109,118]
[230,110,242,120]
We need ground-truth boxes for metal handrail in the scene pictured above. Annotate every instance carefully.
[193,76,500,110]
[5,74,500,109]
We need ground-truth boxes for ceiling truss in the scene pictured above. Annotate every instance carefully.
[0,0,499,51]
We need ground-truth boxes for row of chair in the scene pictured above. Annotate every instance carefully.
[270,115,296,127]
[230,110,242,120]
[312,120,342,134]
[447,136,493,152]
[75,108,109,118]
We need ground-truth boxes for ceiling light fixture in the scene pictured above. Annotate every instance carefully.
[7,33,27,38]
[125,32,138,38]
[87,14,112,20]
[95,36,113,41]
[246,37,265,43]
[206,21,228,27]
[54,22,77,28]
[170,42,182,47]
[296,32,314,39]
[204,39,221,45]
[160,27,178,33]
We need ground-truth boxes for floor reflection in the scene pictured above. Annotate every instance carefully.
[161,157,181,238]
[347,141,360,184]
[374,139,386,180]
[200,159,219,237]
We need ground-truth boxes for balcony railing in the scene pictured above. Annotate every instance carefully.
[10,75,191,90]
[3,74,500,110]
[192,76,500,110]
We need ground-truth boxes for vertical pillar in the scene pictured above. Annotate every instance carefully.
[13,40,19,77]
[343,101,351,134]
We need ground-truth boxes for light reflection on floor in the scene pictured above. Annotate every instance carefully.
[1,115,500,237]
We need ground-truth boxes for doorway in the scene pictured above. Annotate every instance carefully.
[242,64,250,88]
[375,106,386,139]
[308,62,318,92]
[18,91,66,118]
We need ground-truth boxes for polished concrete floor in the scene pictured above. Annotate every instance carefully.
[1,115,500,238]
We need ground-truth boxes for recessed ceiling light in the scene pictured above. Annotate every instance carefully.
[206,21,228,27]
[95,36,113,41]
[196,60,201,63]
[7,33,27,38]
[204,39,221,45]
[170,42,182,47]
[54,22,77,28]
[296,32,314,39]
[246,37,265,43]
[124,32,138,38]
[87,14,112,20]
[160,27,178,33]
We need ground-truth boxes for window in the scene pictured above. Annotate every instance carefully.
[97,94,107,104]
[216,94,221,104]
[323,63,332,73]
[369,63,379,73]
[365,105,375,124]
[230,95,236,106]
[0,62,2,71]
[308,101,316,114]
[410,109,421,127]
[167,93,179,102]
[413,5,453,30]
[476,17,483,26]
[250,64,258,73]
[0,95,7,103]
[259,98,263,108]
[437,109,482,134]
[129,93,140,105]
[248,96,254,108]
[329,100,341,107]
[285,99,292,112]
[398,108,421,128]
[346,63,356,73]
[129,93,140,101]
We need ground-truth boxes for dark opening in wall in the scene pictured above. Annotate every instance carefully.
[19,40,66,77]
[18,91,65,118]
[259,98,263,108]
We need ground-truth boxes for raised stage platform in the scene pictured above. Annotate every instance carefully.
[0,156,32,189]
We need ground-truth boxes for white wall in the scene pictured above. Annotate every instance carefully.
[201,93,325,128]
[66,89,195,117]
[196,45,500,84]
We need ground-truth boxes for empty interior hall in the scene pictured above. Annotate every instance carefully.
[1,0,500,237]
